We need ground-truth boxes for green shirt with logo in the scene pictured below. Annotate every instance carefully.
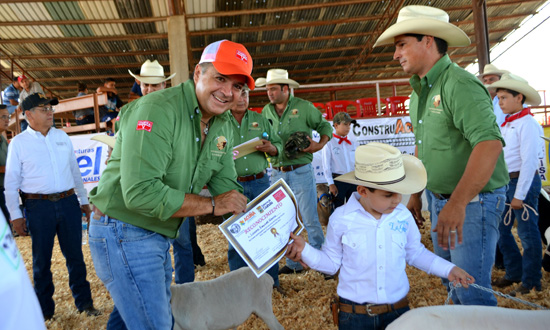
[90,80,241,238]
[229,110,282,176]
[262,95,333,167]
[409,55,509,194]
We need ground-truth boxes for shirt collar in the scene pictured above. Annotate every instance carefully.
[25,124,53,138]
[410,54,452,94]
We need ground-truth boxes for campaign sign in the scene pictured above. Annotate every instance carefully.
[70,133,110,194]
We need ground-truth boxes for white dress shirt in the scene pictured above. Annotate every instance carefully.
[322,134,357,185]
[500,114,544,200]
[302,193,454,304]
[5,126,88,220]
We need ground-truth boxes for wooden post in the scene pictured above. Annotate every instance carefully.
[473,0,490,73]
[167,15,190,86]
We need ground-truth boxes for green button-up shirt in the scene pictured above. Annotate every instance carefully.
[90,80,242,238]
[409,55,509,194]
[229,110,282,176]
[262,95,333,167]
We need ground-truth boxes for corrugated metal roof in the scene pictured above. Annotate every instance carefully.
[0,0,547,100]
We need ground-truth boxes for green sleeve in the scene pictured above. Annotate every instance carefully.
[119,101,185,221]
[305,101,333,139]
[264,116,283,157]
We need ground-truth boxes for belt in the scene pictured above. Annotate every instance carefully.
[433,193,452,200]
[338,297,409,316]
[509,171,538,179]
[23,188,75,202]
[277,163,307,172]
[237,171,265,182]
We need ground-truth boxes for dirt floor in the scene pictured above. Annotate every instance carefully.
[14,214,550,330]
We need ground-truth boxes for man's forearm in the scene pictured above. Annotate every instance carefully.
[171,194,213,218]
[449,140,503,206]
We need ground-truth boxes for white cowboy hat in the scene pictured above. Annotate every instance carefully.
[128,60,176,84]
[488,73,541,106]
[374,5,471,48]
[255,69,299,88]
[477,63,509,79]
[91,134,116,148]
[335,142,427,195]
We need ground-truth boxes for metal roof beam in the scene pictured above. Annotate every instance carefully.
[0,34,168,45]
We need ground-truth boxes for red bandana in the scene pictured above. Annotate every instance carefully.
[333,133,351,145]
[501,108,532,127]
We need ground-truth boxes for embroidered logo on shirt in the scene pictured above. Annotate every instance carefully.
[432,95,441,108]
[136,120,153,132]
[216,136,227,150]
[291,109,299,115]
[252,122,259,127]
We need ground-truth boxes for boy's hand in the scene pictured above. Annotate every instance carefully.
[329,184,338,197]
[285,232,306,262]
[510,198,523,210]
[447,266,475,288]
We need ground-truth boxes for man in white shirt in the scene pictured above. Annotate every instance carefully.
[477,64,509,126]
[5,93,100,320]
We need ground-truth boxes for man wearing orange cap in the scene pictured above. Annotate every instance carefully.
[88,40,253,329]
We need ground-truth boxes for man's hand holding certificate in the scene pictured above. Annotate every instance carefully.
[219,179,304,277]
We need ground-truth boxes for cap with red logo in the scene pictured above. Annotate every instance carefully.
[17,75,28,82]
[198,40,255,90]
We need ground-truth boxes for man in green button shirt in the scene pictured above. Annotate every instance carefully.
[228,86,283,287]
[256,69,333,274]
[374,6,509,306]
[88,40,252,329]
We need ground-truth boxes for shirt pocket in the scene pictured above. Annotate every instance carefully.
[391,233,407,269]
[341,232,367,265]
[424,111,451,150]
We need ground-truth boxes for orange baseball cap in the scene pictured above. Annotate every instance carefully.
[18,75,28,82]
[199,40,255,90]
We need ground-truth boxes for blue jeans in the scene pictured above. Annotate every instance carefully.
[89,216,172,330]
[172,218,195,284]
[228,174,279,286]
[24,194,93,317]
[427,187,506,306]
[271,164,325,271]
[333,179,356,208]
[498,175,542,289]
[338,297,409,330]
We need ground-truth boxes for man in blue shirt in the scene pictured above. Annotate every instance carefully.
[2,77,21,115]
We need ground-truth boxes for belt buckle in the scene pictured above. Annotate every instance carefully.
[366,304,376,317]
[48,193,61,202]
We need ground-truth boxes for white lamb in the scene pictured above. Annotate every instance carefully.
[170,267,284,330]
[387,305,550,330]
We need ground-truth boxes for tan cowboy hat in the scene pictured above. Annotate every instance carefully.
[374,5,471,47]
[488,73,541,106]
[477,63,509,79]
[335,142,426,194]
[91,134,116,148]
[128,60,176,84]
[255,69,299,88]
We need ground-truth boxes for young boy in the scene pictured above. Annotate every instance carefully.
[286,142,474,330]
[322,112,358,208]
[488,73,543,296]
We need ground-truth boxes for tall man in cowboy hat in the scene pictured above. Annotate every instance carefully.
[256,68,333,274]
[88,40,251,329]
[374,5,509,306]
[477,63,510,126]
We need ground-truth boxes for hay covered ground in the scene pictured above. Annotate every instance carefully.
[15,214,550,330]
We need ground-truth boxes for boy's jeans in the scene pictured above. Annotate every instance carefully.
[427,187,506,306]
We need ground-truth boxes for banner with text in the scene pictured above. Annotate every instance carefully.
[70,133,110,194]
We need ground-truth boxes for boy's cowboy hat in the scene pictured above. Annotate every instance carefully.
[374,5,471,47]
[488,73,541,106]
[255,69,299,88]
[335,142,426,195]
[129,60,176,84]
[91,134,116,148]
[477,63,509,79]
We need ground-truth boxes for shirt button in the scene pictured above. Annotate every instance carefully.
[418,140,422,144]
[379,287,382,290]
[195,137,199,142]
[244,157,247,160]
[379,266,383,270]
[190,115,193,119]
[418,120,422,123]
[352,243,356,247]
[279,122,282,125]
[278,131,281,134]
[241,135,244,138]
[379,245,382,249]
[245,168,248,171]
[429,84,432,88]
[195,109,199,113]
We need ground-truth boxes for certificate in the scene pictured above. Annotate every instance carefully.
[219,179,304,278]
[233,137,263,159]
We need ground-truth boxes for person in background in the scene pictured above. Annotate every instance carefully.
[477,63,509,126]
[374,5,509,306]
[2,76,21,115]
[96,78,124,123]
[74,83,95,125]
[286,143,474,330]
[227,86,283,289]
[5,93,100,320]
[128,68,143,102]
[0,105,10,227]
[488,73,543,296]
[322,112,358,208]
[256,68,333,275]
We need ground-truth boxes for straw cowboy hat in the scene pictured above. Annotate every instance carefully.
[477,63,509,79]
[128,60,175,84]
[488,73,541,106]
[335,142,427,195]
[255,69,299,88]
[374,5,471,47]
[91,134,116,148]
